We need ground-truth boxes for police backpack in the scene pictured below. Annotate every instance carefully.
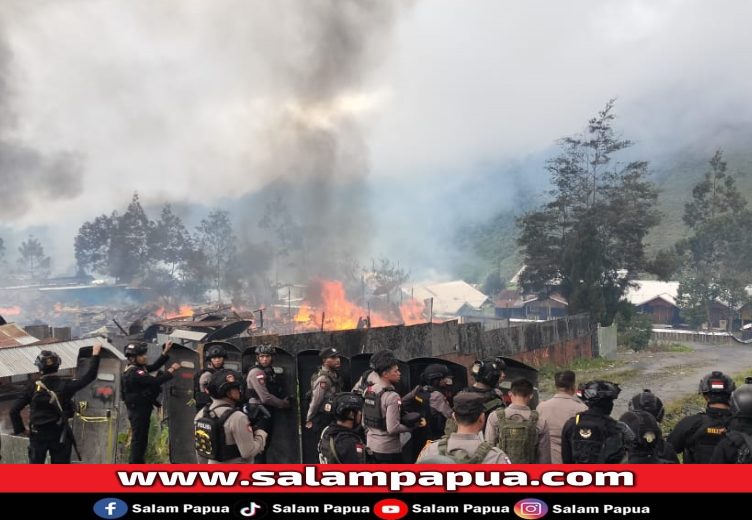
[495,409,538,464]
[569,413,625,464]
[194,404,241,461]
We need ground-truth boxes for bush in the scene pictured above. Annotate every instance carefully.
[615,309,654,351]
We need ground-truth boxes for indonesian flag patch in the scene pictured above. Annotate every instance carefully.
[320,381,328,389]
[711,381,726,390]
[356,444,364,455]
[137,370,146,375]
[256,373,265,384]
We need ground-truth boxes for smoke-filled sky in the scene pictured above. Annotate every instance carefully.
[1,0,751,281]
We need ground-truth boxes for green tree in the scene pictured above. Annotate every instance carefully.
[17,235,51,281]
[150,203,192,277]
[74,212,117,276]
[107,193,154,283]
[516,100,660,326]
[675,150,752,330]
[195,208,237,301]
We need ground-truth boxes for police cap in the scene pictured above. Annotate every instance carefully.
[320,347,341,359]
[452,393,486,416]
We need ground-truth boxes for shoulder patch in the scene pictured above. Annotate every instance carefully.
[247,423,254,433]
[136,369,147,375]
[320,381,328,390]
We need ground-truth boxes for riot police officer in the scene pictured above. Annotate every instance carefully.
[10,344,103,463]
[711,378,752,463]
[561,380,631,464]
[667,370,736,463]
[194,342,228,411]
[318,392,367,464]
[445,357,506,436]
[246,344,291,463]
[122,341,180,464]
[305,347,343,436]
[194,368,268,464]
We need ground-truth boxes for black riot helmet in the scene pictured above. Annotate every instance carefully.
[422,363,451,385]
[470,357,506,387]
[577,380,621,407]
[629,389,665,423]
[730,383,752,418]
[255,344,275,356]
[204,342,229,360]
[326,392,364,421]
[207,369,243,399]
[34,350,62,373]
[124,342,148,358]
[699,371,735,405]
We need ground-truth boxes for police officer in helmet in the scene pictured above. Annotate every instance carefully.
[122,341,180,464]
[561,380,631,463]
[245,344,291,463]
[194,368,268,464]
[667,370,736,463]
[318,392,367,464]
[444,357,506,436]
[710,377,752,463]
[10,344,103,463]
[195,342,229,411]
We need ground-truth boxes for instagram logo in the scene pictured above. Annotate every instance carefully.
[514,498,549,519]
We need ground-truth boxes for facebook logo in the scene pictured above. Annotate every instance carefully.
[93,498,128,519]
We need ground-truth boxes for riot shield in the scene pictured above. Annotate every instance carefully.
[72,343,127,464]
[297,349,351,464]
[404,357,469,463]
[204,320,253,343]
[162,343,200,463]
[251,347,300,464]
[497,357,540,408]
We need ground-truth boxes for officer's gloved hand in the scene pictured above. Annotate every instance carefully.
[400,412,423,428]
[253,412,273,434]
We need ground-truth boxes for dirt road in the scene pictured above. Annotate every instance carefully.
[610,342,752,418]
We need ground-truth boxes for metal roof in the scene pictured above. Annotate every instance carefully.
[0,336,123,378]
[0,323,39,348]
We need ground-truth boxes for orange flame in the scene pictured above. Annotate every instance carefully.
[0,305,21,315]
[155,305,194,319]
[293,279,427,332]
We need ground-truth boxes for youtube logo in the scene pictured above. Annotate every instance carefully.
[374,499,408,520]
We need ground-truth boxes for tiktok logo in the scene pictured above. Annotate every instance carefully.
[234,500,268,519]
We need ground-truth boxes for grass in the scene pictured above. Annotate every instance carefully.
[537,357,638,395]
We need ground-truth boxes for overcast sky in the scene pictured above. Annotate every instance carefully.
[1,0,751,279]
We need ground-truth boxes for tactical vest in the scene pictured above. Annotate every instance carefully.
[725,431,752,464]
[686,412,732,463]
[496,409,539,464]
[30,377,69,428]
[194,367,215,410]
[354,369,374,395]
[247,365,285,400]
[444,387,504,436]
[318,425,367,464]
[436,436,494,464]
[194,403,242,461]
[122,363,162,409]
[568,412,625,464]
[362,386,396,430]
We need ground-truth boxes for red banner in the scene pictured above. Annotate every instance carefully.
[0,464,748,493]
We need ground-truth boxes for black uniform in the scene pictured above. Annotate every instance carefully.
[561,409,629,464]
[710,418,752,463]
[318,424,367,464]
[121,354,173,463]
[666,406,735,464]
[10,354,100,464]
